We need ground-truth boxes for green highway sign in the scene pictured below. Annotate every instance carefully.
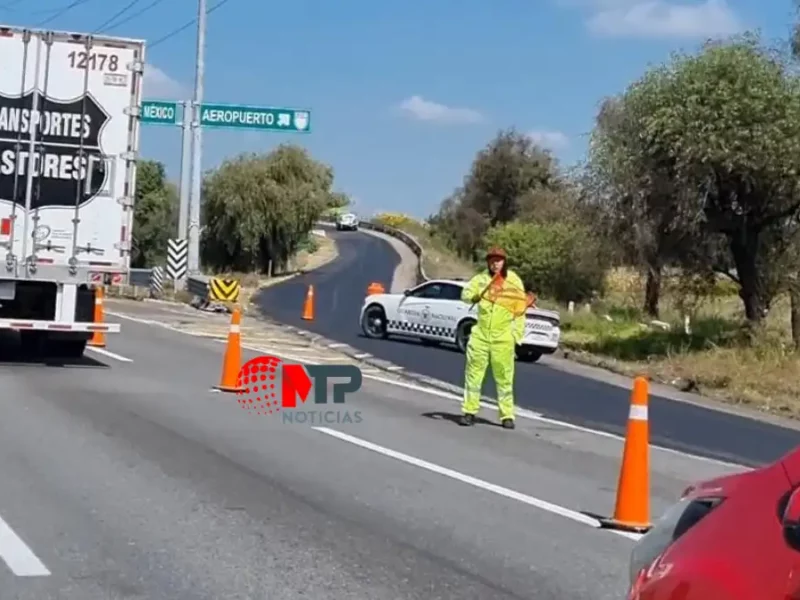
[199,103,311,133]
[140,100,180,125]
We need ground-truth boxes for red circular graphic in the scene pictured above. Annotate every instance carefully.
[236,355,282,415]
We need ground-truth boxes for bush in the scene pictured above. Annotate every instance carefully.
[374,212,417,229]
[484,221,608,303]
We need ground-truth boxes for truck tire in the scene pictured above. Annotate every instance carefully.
[48,338,88,359]
[19,331,45,356]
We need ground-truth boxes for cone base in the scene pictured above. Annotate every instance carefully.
[302,316,313,321]
[214,384,245,393]
[597,517,651,533]
[88,341,106,348]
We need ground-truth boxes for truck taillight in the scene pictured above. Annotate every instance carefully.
[0,218,10,236]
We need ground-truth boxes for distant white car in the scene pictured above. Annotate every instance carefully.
[359,278,561,362]
[336,213,359,231]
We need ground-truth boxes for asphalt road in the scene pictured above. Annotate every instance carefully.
[0,308,741,598]
[257,229,800,467]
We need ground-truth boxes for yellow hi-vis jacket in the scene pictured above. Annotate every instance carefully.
[461,270,526,345]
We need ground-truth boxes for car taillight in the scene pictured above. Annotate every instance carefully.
[0,218,10,236]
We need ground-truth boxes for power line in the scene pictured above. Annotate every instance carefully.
[35,0,93,27]
[149,0,230,49]
[101,0,166,33]
[93,0,143,33]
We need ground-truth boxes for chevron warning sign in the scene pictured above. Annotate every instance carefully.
[166,238,188,280]
[209,278,241,302]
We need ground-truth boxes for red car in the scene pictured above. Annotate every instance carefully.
[627,447,800,599]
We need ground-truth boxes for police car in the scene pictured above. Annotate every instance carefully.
[336,213,359,231]
[359,278,561,362]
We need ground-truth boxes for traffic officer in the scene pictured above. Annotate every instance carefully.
[459,247,525,429]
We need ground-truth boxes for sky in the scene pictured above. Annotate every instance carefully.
[0,0,796,219]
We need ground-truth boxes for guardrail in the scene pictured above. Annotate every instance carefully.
[321,218,429,284]
[359,220,429,284]
[123,218,431,306]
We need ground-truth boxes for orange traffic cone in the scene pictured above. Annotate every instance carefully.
[302,285,314,320]
[599,376,652,533]
[88,285,106,348]
[215,307,245,393]
[366,282,385,296]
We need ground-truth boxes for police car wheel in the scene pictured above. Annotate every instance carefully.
[516,347,542,363]
[456,320,474,353]
[361,305,388,339]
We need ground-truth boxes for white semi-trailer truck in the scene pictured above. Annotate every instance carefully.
[0,25,146,357]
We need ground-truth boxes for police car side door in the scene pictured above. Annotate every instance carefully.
[399,282,443,339]
[425,283,464,341]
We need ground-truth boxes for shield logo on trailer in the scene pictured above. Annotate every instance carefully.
[292,111,309,131]
[0,90,110,209]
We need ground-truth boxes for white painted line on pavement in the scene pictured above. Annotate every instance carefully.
[354,352,371,359]
[108,309,749,470]
[0,515,50,576]
[85,346,133,363]
[327,343,346,349]
[314,427,642,542]
[356,373,747,471]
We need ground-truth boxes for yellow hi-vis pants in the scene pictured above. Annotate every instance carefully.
[461,334,516,421]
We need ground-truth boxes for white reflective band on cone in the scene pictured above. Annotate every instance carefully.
[229,324,241,333]
[629,405,648,421]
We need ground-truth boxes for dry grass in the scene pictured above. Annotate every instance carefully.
[560,268,800,418]
[379,218,800,417]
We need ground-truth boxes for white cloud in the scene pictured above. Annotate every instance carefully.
[527,130,569,149]
[397,95,484,125]
[566,0,742,39]
[142,64,186,100]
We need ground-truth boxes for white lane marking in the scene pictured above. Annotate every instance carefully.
[108,309,749,470]
[0,515,50,576]
[85,346,133,363]
[327,343,346,349]
[356,373,747,470]
[354,353,371,359]
[314,426,642,542]
[386,365,404,371]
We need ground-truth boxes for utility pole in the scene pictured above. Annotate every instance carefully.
[176,100,191,287]
[187,0,206,274]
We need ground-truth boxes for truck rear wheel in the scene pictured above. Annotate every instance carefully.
[49,338,88,359]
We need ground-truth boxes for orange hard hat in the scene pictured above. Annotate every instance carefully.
[486,246,507,260]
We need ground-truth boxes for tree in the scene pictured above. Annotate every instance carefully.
[619,35,800,325]
[484,221,607,303]
[430,129,565,260]
[200,145,338,273]
[587,93,722,318]
[131,159,177,268]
